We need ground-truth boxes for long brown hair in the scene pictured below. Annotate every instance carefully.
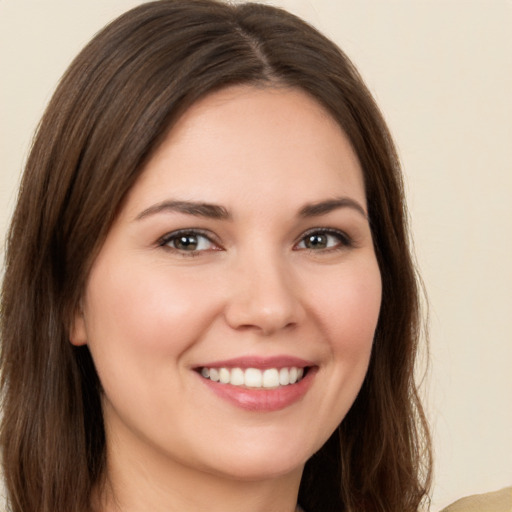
[0,1,432,511]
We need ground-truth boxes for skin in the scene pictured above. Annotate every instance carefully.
[71,85,382,512]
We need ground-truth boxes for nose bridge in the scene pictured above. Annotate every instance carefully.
[224,244,302,335]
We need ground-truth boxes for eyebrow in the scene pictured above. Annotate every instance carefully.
[135,200,231,221]
[299,197,368,219]
[135,196,367,222]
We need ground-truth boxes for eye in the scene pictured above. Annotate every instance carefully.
[159,230,218,253]
[295,229,352,251]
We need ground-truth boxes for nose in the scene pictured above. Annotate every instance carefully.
[223,251,304,336]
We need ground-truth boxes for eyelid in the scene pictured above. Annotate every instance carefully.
[157,228,222,252]
[294,227,353,251]
[156,226,354,255]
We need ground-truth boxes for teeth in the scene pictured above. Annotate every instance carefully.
[279,367,290,385]
[231,367,245,386]
[219,367,230,384]
[244,368,262,388]
[199,366,306,388]
[209,368,220,382]
[262,369,279,388]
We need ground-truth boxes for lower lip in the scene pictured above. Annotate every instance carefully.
[197,368,316,412]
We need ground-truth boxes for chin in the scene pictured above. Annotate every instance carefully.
[209,456,305,483]
[194,431,317,482]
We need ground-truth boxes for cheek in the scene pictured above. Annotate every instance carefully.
[311,259,382,356]
[295,258,381,445]
[81,260,225,427]
[82,258,223,376]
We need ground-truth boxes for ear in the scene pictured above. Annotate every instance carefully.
[69,305,88,346]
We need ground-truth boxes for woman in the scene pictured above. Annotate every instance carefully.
[0,1,431,511]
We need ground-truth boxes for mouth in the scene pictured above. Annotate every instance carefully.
[197,366,308,389]
[193,357,316,412]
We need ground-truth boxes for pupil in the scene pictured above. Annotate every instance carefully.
[306,234,327,249]
[177,235,197,250]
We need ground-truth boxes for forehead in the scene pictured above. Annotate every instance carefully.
[123,85,366,217]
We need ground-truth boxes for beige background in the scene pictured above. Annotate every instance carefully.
[1,1,511,509]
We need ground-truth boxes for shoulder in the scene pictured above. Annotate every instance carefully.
[440,487,512,512]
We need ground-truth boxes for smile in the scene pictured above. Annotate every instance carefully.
[199,366,306,388]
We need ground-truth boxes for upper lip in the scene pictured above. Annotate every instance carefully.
[194,355,315,370]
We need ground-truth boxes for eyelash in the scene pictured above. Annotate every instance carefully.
[158,229,219,257]
[158,227,353,256]
[295,228,353,252]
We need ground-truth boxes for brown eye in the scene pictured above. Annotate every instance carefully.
[174,234,199,251]
[296,229,351,251]
[160,231,216,252]
[304,233,329,249]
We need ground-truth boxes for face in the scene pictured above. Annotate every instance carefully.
[71,86,382,484]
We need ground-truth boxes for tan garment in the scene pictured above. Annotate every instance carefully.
[441,487,512,512]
